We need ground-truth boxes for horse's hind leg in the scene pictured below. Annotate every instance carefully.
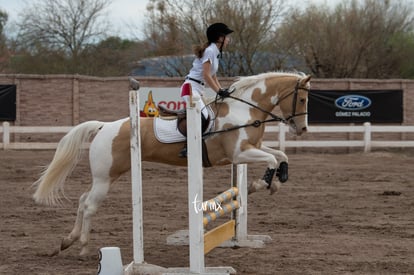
[60,191,89,252]
[78,177,111,256]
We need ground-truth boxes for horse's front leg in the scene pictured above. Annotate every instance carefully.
[234,147,282,194]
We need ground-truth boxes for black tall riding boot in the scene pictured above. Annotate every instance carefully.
[178,143,187,158]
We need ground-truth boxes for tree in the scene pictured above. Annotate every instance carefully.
[79,36,144,76]
[0,10,9,71]
[0,10,7,35]
[8,36,142,76]
[16,0,112,72]
[277,0,414,78]
[143,0,286,76]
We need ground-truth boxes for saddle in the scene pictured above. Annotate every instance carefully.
[158,104,212,167]
[158,105,211,136]
[158,105,186,116]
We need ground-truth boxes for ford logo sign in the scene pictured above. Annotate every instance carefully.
[335,95,371,111]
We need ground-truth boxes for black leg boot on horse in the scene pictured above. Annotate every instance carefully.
[261,162,289,188]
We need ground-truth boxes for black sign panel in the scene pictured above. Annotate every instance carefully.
[308,90,403,123]
[0,85,16,121]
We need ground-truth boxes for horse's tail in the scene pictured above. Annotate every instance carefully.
[33,120,105,206]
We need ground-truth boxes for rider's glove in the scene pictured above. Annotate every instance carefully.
[217,88,230,98]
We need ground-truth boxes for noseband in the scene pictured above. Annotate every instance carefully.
[204,79,309,137]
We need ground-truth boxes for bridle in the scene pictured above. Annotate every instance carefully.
[276,80,310,122]
[203,79,310,137]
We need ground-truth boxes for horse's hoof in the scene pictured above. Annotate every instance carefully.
[269,181,281,195]
[47,247,61,257]
[78,254,92,261]
[79,247,90,258]
[60,237,73,251]
[248,185,256,194]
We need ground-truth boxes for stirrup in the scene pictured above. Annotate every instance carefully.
[178,146,187,158]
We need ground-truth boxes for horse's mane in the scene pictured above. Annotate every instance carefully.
[230,71,305,97]
[205,71,306,104]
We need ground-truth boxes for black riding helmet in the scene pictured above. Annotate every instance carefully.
[207,23,234,43]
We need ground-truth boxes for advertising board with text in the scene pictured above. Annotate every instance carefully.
[138,87,216,117]
[308,90,403,123]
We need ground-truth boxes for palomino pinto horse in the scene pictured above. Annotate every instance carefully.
[33,72,311,256]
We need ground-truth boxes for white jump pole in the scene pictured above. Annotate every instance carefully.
[231,164,272,247]
[168,119,271,251]
[125,81,169,274]
[187,97,205,273]
[181,96,235,275]
[129,89,145,264]
[126,82,234,274]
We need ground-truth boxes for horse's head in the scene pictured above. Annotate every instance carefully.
[219,72,311,136]
[277,74,311,136]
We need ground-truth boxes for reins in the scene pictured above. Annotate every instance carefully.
[203,79,309,138]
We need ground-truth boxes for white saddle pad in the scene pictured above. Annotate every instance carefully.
[153,106,215,144]
[154,118,186,143]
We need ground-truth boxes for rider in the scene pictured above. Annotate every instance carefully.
[179,22,234,157]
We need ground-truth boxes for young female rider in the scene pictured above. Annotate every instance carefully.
[179,22,233,157]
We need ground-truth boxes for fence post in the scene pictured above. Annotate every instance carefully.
[364,122,371,153]
[279,123,286,151]
[3,122,10,150]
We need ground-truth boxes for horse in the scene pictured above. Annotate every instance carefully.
[33,71,311,257]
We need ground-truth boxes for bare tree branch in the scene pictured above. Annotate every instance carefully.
[278,0,414,78]
[17,0,111,60]
[143,0,286,76]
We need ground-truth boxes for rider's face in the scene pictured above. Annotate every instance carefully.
[221,35,231,48]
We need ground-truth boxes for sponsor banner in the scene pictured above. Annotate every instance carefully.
[138,87,215,117]
[0,85,16,121]
[308,90,403,123]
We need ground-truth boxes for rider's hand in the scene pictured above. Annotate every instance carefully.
[217,88,230,98]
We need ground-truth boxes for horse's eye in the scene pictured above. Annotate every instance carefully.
[300,98,306,104]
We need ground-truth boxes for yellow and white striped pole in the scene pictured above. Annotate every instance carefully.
[203,200,240,226]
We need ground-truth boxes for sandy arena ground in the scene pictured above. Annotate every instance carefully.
[0,150,413,274]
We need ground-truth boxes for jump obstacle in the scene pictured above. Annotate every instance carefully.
[122,83,271,274]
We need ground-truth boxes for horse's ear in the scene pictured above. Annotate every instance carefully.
[300,75,312,85]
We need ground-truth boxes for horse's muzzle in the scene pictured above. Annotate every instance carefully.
[296,126,307,136]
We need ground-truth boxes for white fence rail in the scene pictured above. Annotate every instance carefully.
[0,122,72,150]
[1,121,414,152]
[263,122,414,152]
